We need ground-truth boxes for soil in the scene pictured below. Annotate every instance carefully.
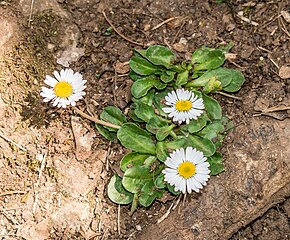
[0,0,289,240]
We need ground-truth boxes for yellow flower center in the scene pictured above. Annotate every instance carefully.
[178,161,196,179]
[53,81,73,98]
[176,100,192,111]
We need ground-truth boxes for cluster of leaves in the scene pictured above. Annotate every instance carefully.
[95,45,244,213]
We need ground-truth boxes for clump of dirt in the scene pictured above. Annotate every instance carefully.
[0,10,62,128]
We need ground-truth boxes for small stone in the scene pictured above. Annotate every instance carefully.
[136,225,142,231]
[279,66,290,79]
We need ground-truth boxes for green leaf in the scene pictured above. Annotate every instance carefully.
[166,183,180,195]
[203,94,222,120]
[160,71,175,83]
[133,49,147,58]
[153,89,171,117]
[117,123,156,154]
[163,136,215,157]
[133,89,155,105]
[207,152,225,175]
[130,56,158,76]
[222,70,245,92]
[165,138,187,150]
[95,124,116,141]
[128,70,143,81]
[156,141,169,162]
[107,175,133,204]
[192,47,225,71]
[139,190,164,207]
[120,152,150,172]
[198,121,225,140]
[187,68,234,88]
[131,78,166,98]
[203,77,222,94]
[122,166,154,193]
[218,41,234,54]
[100,106,127,131]
[176,70,189,86]
[146,116,168,134]
[145,45,175,68]
[134,102,156,122]
[185,112,209,133]
[156,125,175,141]
[188,135,216,157]
[154,174,166,189]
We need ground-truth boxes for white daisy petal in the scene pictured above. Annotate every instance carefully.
[163,88,204,124]
[163,147,210,194]
[40,69,86,108]
[45,76,58,87]
[53,70,61,80]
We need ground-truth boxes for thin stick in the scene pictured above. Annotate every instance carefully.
[172,194,182,211]
[0,132,27,151]
[217,91,242,100]
[0,190,27,197]
[151,16,183,31]
[102,11,143,47]
[28,0,35,27]
[237,14,259,26]
[157,201,175,224]
[172,17,188,43]
[117,204,121,235]
[73,107,121,129]
[253,105,290,116]
[33,152,47,214]
[269,57,280,69]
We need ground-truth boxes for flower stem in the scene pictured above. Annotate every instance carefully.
[73,107,121,129]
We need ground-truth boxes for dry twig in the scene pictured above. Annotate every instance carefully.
[117,204,121,235]
[157,194,182,224]
[0,132,27,151]
[102,11,143,46]
[151,16,183,31]
[217,91,242,100]
[253,105,290,117]
[28,0,35,27]
[32,151,47,214]
[0,190,27,197]
[73,107,121,129]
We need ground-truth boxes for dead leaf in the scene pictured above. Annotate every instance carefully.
[279,65,290,79]
[281,11,290,23]
[115,61,130,74]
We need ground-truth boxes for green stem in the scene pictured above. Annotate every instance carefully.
[130,193,139,215]
[73,107,121,129]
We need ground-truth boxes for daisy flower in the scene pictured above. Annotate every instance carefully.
[162,89,204,124]
[162,147,210,194]
[40,69,86,108]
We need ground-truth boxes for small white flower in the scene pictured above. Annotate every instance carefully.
[162,88,204,124]
[40,69,86,108]
[162,147,210,194]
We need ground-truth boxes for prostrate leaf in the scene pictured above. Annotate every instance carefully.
[120,152,151,172]
[207,152,225,175]
[203,94,222,120]
[192,47,225,71]
[100,106,127,130]
[131,78,166,98]
[108,175,133,204]
[130,56,158,75]
[222,69,245,92]
[117,123,156,154]
[145,45,176,68]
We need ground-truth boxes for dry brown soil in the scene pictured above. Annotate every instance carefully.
[0,0,289,239]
